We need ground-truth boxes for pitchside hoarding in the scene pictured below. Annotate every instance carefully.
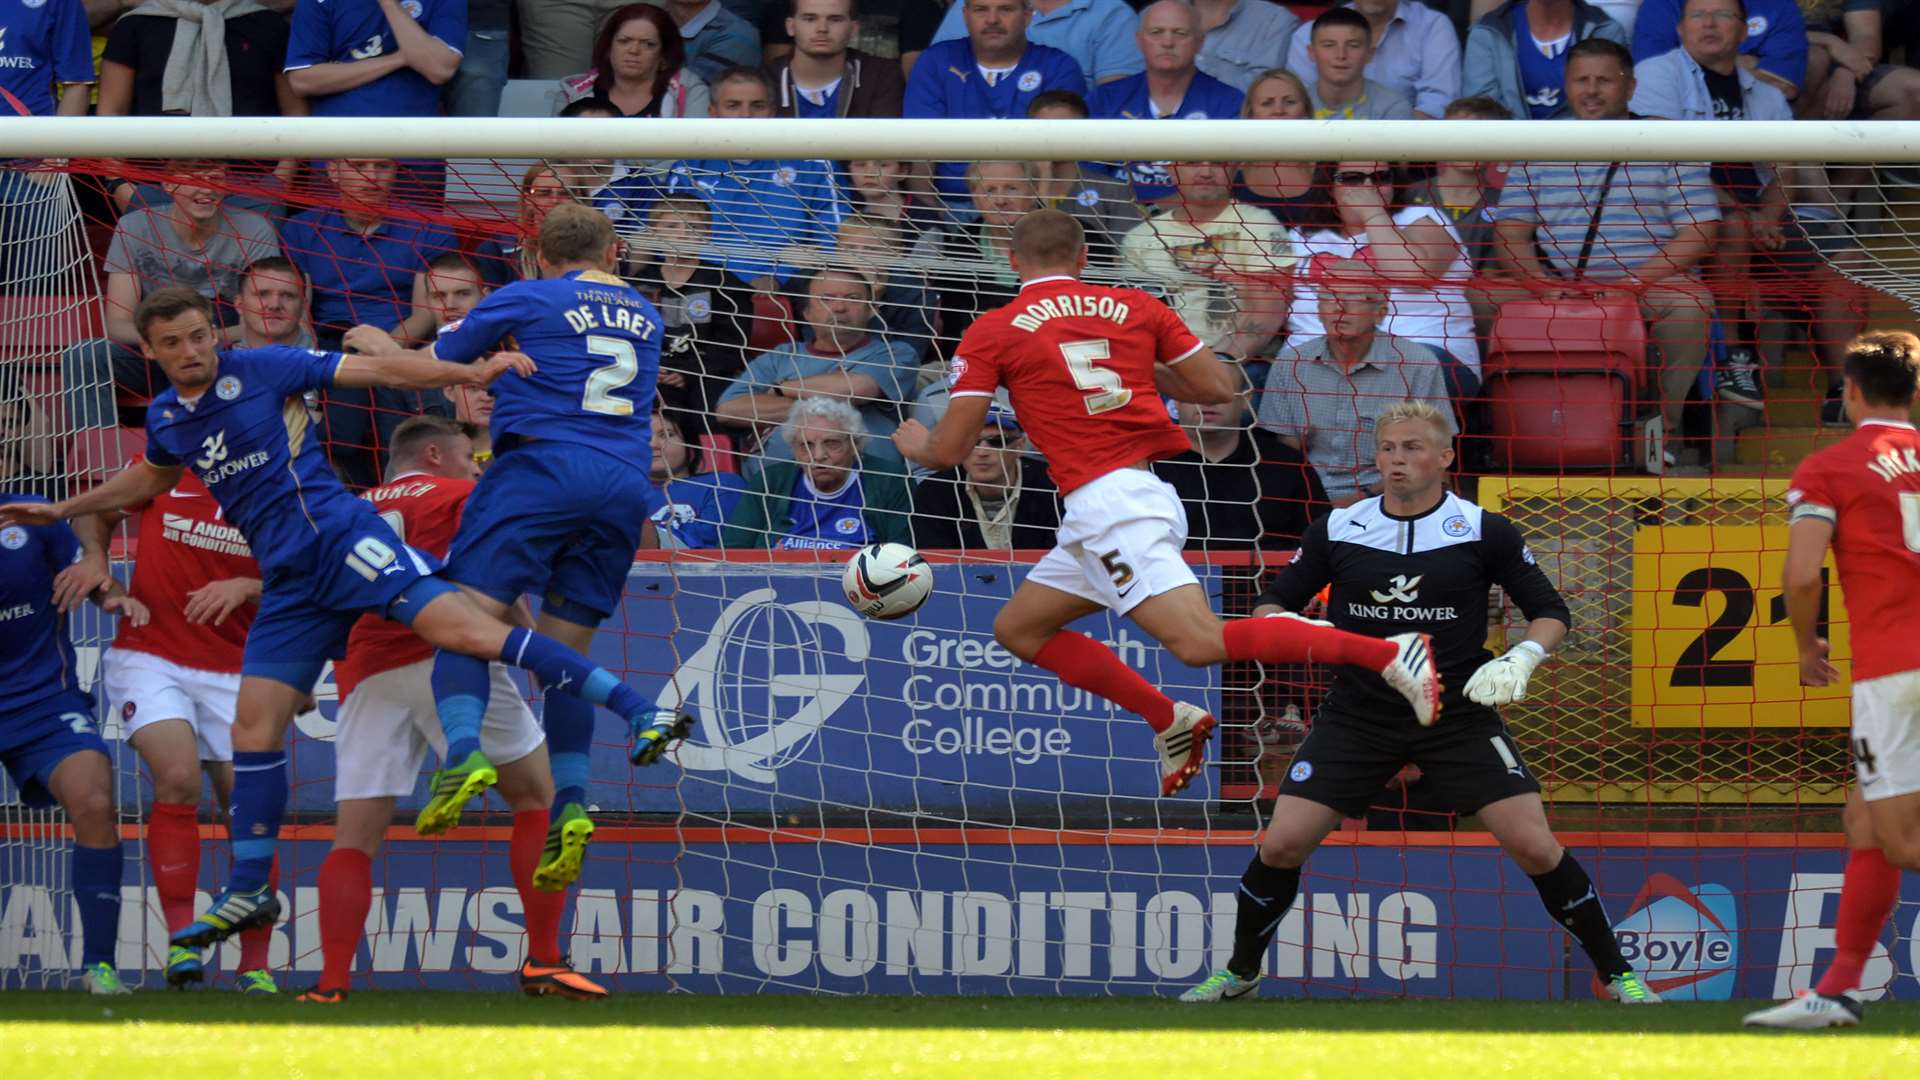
[3,840,1918,999]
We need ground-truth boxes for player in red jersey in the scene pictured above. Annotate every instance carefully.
[893,210,1441,796]
[1748,331,1920,1031]
[297,416,606,1004]
[59,467,280,993]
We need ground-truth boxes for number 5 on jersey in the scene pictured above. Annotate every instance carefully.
[1061,339,1131,415]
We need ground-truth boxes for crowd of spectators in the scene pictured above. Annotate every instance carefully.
[0,0,1895,544]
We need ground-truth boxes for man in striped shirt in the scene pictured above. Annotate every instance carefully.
[1482,38,1720,464]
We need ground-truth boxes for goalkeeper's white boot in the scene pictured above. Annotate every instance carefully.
[1153,703,1215,796]
[1743,990,1863,1029]
[1381,633,1442,727]
[1179,969,1259,1003]
[1605,970,1663,1004]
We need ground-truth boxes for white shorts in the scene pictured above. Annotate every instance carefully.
[1851,669,1920,802]
[1026,466,1198,616]
[102,647,240,762]
[334,658,544,801]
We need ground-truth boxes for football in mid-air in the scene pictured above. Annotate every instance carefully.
[842,542,933,620]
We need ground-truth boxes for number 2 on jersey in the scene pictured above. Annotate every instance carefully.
[583,335,639,416]
[1060,339,1131,415]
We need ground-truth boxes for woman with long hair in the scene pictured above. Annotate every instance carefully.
[558,4,710,118]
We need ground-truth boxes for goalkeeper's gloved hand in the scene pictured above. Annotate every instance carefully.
[1463,640,1549,706]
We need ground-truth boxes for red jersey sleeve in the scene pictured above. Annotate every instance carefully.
[1143,292,1205,365]
[1786,454,1839,525]
[948,319,1007,399]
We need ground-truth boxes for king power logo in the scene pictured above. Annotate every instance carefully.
[1607,873,1737,1000]
[663,589,870,784]
[1371,574,1422,604]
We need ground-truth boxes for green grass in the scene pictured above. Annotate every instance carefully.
[2,993,1917,1079]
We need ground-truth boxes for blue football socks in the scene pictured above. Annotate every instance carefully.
[430,650,493,764]
[228,751,286,892]
[543,691,594,812]
[71,842,123,968]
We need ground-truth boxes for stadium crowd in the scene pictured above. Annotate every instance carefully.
[1,0,1902,548]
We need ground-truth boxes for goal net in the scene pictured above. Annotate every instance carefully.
[2,116,1918,998]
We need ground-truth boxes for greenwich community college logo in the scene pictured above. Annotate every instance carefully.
[1605,873,1737,1000]
[664,589,870,783]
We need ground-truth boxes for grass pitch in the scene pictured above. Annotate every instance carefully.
[2,992,1916,1079]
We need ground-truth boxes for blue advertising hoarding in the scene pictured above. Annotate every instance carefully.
[275,558,1225,815]
[4,836,1917,1000]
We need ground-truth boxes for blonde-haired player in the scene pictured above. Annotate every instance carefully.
[1180,401,1660,1005]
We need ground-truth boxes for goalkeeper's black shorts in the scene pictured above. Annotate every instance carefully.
[1275,706,1542,819]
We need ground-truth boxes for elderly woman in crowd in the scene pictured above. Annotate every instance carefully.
[722,396,913,549]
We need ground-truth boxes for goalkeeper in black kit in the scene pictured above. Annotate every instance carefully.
[1179,402,1662,1005]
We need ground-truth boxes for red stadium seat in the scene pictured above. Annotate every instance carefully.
[1482,293,1650,471]
[0,294,103,353]
[698,432,741,474]
[747,292,796,353]
[68,427,146,493]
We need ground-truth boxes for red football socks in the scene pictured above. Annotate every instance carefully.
[1032,630,1177,733]
[1815,847,1901,996]
[237,856,280,973]
[147,802,200,933]
[512,810,565,966]
[1223,616,1399,670]
[317,848,373,993]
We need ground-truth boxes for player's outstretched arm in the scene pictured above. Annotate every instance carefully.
[1153,346,1238,405]
[52,512,122,613]
[333,349,536,392]
[894,394,993,471]
[0,460,180,529]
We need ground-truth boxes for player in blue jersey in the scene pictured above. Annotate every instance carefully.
[344,203,692,890]
[0,285,680,949]
[0,493,147,994]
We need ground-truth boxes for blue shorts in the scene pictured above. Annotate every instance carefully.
[244,509,457,690]
[0,693,109,809]
[444,441,652,623]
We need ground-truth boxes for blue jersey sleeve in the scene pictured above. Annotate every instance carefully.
[422,0,468,52]
[432,285,536,363]
[284,0,331,70]
[901,43,951,118]
[40,518,79,575]
[243,346,346,396]
[51,0,94,85]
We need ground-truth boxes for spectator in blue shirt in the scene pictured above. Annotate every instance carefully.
[669,0,765,82]
[1193,0,1299,92]
[282,157,459,488]
[0,0,91,117]
[666,67,849,287]
[1091,0,1244,203]
[903,0,1087,199]
[1462,0,1629,119]
[713,267,919,466]
[927,0,1142,84]
[285,0,465,204]
[1302,6,1416,118]
[1286,0,1462,117]
[721,395,914,549]
[648,409,749,549]
[1633,0,1806,98]
[1631,0,1868,415]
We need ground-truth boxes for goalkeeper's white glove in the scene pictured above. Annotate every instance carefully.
[1464,641,1549,706]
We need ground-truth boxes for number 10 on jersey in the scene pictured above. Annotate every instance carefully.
[1629,525,1851,728]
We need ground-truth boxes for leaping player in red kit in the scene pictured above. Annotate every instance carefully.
[893,209,1441,796]
[1747,331,1920,1030]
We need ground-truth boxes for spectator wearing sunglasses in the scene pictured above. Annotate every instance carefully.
[910,405,1062,551]
[1286,160,1479,377]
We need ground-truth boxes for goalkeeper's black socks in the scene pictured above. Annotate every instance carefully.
[1228,856,1301,979]
[1528,851,1630,979]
